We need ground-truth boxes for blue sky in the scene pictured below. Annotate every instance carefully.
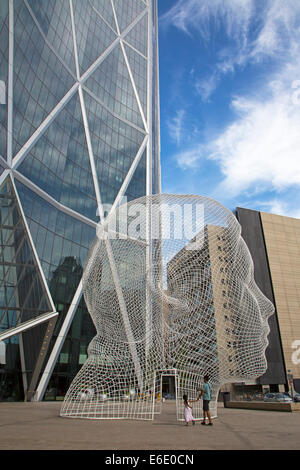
[157,0,300,218]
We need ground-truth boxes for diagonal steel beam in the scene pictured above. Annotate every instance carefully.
[110,0,120,35]
[110,135,148,214]
[120,39,148,133]
[12,83,79,170]
[34,280,83,401]
[0,311,58,341]
[11,174,57,313]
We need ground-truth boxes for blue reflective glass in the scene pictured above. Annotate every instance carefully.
[13,0,75,155]
[18,92,98,221]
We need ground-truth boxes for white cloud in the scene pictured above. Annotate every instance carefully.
[166,0,300,208]
[291,210,300,220]
[175,145,206,170]
[175,70,300,197]
[212,86,300,195]
[260,199,300,220]
[160,0,253,44]
[161,0,300,56]
[162,0,300,98]
[167,109,185,146]
[263,200,287,216]
[251,0,300,59]
[195,73,219,102]
[160,0,253,102]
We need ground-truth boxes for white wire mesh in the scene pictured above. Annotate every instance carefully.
[60,194,274,420]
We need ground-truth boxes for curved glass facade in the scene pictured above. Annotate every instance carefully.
[0,0,160,401]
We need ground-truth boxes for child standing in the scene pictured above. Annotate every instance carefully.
[183,394,199,426]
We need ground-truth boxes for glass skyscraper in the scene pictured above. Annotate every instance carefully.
[0,0,160,401]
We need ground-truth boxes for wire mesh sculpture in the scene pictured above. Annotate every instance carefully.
[60,194,274,420]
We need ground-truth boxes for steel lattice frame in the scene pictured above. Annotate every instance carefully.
[61,194,274,420]
[0,0,159,401]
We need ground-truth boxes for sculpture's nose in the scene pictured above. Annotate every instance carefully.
[252,282,274,321]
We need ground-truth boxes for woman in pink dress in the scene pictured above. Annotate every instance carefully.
[183,394,199,426]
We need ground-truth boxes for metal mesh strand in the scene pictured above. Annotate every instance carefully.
[60,194,274,420]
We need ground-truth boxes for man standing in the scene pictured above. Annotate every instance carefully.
[199,375,213,425]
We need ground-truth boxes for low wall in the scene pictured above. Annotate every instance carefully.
[225,401,300,412]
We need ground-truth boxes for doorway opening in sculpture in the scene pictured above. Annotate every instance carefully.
[153,368,214,421]
[161,373,176,399]
[153,369,178,418]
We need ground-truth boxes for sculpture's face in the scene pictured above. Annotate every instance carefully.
[223,235,274,380]
[83,194,274,383]
[164,201,274,384]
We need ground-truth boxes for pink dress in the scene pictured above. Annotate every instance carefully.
[184,403,194,423]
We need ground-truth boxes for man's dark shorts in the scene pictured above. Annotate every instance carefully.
[203,400,210,412]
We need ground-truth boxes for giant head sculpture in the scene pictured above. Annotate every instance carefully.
[61,195,274,420]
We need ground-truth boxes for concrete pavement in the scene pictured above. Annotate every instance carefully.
[0,400,299,450]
